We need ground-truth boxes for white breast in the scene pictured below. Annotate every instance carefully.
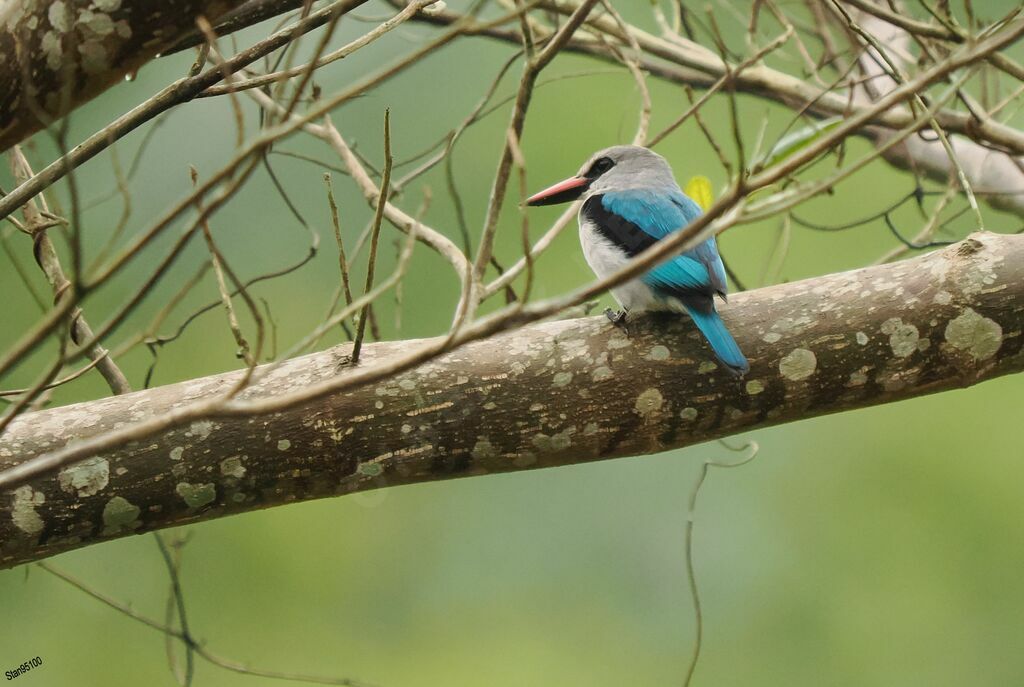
[578,215,665,313]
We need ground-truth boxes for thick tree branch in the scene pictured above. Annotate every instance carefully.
[1,232,1022,569]
[167,0,311,53]
[0,0,247,151]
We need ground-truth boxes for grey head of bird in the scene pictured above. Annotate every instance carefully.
[525,145,677,207]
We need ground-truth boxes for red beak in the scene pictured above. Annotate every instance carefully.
[525,176,589,206]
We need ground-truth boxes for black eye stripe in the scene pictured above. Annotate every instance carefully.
[585,156,615,178]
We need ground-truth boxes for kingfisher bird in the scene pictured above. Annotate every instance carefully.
[525,145,749,375]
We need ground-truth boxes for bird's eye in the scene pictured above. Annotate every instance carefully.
[587,156,614,177]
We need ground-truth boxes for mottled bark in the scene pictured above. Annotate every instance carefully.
[1,232,1023,569]
[0,0,245,151]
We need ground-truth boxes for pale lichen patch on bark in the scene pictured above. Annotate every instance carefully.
[40,30,62,69]
[552,371,573,387]
[592,366,613,381]
[357,462,383,477]
[48,2,72,32]
[944,308,1002,360]
[186,420,215,441]
[680,407,698,421]
[634,387,664,419]
[555,338,590,364]
[220,456,246,478]
[277,439,291,451]
[779,348,817,381]
[78,37,110,74]
[645,345,670,361]
[57,456,109,497]
[745,379,765,395]
[770,315,814,336]
[11,486,45,535]
[880,318,920,358]
[471,438,497,460]
[532,428,575,452]
[102,495,140,535]
[176,482,216,509]
[607,334,631,350]
[848,369,868,386]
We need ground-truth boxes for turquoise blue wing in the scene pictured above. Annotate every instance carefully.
[601,188,702,240]
[642,256,714,296]
[602,188,727,296]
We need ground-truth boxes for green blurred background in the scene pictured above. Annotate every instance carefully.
[1,1,1023,685]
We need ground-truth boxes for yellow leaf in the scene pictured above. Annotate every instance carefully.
[684,175,713,212]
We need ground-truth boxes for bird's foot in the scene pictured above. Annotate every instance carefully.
[604,308,630,336]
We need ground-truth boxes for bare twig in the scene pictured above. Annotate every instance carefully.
[682,440,760,687]
[326,173,356,312]
[352,111,393,364]
[7,147,132,396]
[471,0,603,322]
[36,560,372,686]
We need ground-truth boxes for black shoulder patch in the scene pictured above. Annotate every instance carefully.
[582,195,658,257]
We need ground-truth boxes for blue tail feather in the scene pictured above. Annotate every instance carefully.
[683,306,749,375]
